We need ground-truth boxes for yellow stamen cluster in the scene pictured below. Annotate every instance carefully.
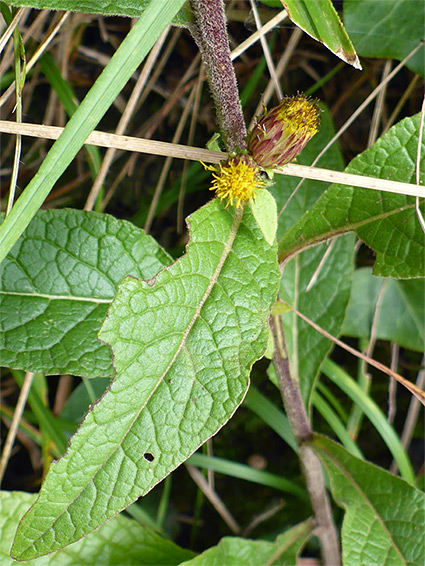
[204,155,266,208]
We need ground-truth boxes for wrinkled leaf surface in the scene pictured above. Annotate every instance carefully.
[11,199,280,560]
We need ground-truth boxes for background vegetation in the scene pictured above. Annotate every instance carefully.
[0,1,424,564]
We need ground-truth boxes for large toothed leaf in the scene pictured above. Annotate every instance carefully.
[278,114,425,279]
[0,210,171,378]
[280,235,355,405]
[344,0,425,77]
[180,519,313,566]
[311,435,425,566]
[11,199,280,560]
[1,491,194,565]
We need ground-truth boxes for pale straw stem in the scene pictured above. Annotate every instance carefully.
[1,120,424,198]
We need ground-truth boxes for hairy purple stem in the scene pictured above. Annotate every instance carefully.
[189,0,247,152]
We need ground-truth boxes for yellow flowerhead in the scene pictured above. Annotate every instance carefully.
[205,154,266,208]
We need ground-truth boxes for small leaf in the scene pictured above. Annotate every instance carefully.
[180,519,313,566]
[11,199,280,560]
[311,434,425,566]
[278,114,425,279]
[0,491,194,565]
[279,0,361,68]
[344,0,425,77]
[343,268,425,352]
[249,188,278,246]
[271,301,292,315]
[0,210,171,378]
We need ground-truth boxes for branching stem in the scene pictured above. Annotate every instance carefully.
[270,315,341,566]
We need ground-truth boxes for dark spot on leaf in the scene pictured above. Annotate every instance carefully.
[143,452,154,462]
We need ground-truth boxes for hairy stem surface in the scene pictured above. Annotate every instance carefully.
[189,0,247,152]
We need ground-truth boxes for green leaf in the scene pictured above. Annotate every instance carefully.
[0,491,194,565]
[6,0,192,25]
[344,0,425,77]
[180,519,313,566]
[279,0,360,68]
[278,114,425,279]
[343,268,425,352]
[11,199,280,560]
[272,106,355,405]
[249,188,278,246]
[0,0,187,267]
[0,209,171,378]
[311,434,425,566]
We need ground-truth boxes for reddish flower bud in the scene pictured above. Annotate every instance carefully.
[246,94,320,170]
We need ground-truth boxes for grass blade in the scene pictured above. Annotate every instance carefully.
[0,0,186,265]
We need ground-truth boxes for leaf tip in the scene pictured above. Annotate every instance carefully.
[336,48,362,70]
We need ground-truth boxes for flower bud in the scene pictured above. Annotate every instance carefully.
[247,94,320,170]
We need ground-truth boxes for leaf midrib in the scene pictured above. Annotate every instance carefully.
[0,290,112,303]
[278,199,417,263]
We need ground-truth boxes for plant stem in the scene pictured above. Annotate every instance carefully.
[188,0,247,152]
[270,315,341,566]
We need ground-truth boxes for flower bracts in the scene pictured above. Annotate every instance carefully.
[247,94,320,170]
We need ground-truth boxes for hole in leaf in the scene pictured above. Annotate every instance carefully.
[143,452,154,462]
